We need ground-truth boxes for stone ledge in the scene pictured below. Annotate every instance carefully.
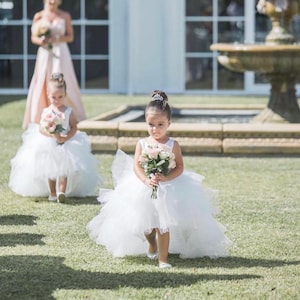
[175,137,223,154]
[78,120,118,136]
[223,138,300,154]
[169,123,223,138]
[117,137,222,154]
[223,123,300,138]
[80,120,300,155]
[89,136,118,152]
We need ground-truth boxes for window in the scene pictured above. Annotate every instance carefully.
[185,0,245,91]
[0,0,109,94]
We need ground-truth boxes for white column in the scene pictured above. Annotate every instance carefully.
[109,0,130,93]
[110,0,184,94]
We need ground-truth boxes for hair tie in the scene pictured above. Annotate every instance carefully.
[51,73,64,82]
[152,93,164,101]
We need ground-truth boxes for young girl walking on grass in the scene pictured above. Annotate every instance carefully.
[9,73,100,203]
[87,90,231,268]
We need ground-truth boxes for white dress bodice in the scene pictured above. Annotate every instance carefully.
[49,18,66,38]
[140,138,175,150]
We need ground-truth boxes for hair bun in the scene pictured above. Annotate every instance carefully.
[151,93,164,101]
[51,73,64,82]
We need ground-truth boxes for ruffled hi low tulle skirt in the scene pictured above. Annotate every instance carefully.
[9,123,100,197]
[87,150,231,259]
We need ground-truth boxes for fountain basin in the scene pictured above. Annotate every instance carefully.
[210,43,300,73]
[106,105,259,124]
[78,104,300,155]
[210,43,300,123]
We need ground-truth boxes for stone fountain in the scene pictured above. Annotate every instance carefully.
[210,0,300,123]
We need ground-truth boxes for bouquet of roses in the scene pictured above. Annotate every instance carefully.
[34,19,53,49]
[40,108,65,134]
[139,143,176,199]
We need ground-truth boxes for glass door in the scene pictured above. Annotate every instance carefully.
[185,0,246,93]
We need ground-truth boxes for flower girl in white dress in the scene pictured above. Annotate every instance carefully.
[87,90,231,268]
[9,73,100,203]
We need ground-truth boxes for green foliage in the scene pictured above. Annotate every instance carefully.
[0,95,299,300]
[151,158,169,176]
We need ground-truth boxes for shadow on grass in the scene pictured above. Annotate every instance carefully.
[0,214,38,226]
[0,95,25,106]
[66,196,100,205]
[0,255,261,300]
[130,255,300,269]
[0,233,45,247]
[31,196,100,205]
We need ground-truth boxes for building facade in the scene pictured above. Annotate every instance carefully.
[1,0,300,95]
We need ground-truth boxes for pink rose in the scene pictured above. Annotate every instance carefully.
[147,147,160,159]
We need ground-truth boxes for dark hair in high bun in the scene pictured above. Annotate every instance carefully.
[145,90,172,120]
[48,72,67,93]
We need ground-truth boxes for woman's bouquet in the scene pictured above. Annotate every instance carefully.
[139,143,176,199]
[40,109,65,134]
[33,19,53,49]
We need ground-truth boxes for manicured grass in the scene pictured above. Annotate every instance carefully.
[0,95,299,300]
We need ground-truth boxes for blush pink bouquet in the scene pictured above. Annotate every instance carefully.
[139,143,176,199]
[40,108,65,134]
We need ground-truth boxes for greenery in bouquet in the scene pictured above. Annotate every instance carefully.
[139,143,176,199]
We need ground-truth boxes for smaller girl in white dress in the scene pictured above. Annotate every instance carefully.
[87,90,231,268]
[9,73,100,203]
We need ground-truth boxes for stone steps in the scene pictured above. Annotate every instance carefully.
[78,120,300,155]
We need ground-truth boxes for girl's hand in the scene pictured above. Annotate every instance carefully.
[40,35,50,45]
[154,173,167,182]
[45,38,53,48]
[47,36,58,44]
[144,175,159,187]
[55,134,67,144]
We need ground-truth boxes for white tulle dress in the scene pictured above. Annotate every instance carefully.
[9,107,100,198]
[87,139,231,259]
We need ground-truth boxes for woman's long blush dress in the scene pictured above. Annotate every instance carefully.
[23,18,86,129]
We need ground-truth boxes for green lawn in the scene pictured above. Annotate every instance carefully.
[0,95,299,300]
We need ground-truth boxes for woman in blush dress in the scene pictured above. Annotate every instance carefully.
[23,0,86,129]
